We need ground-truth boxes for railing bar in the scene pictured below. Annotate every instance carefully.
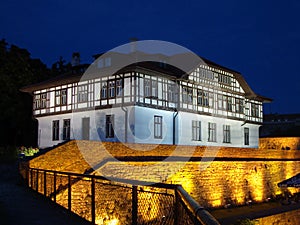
[44,171,47,196]
[53,172,56,203]
[68,175,71,211]
[35,170,39,191]
[91,177,96,224]
[132,186,138,225]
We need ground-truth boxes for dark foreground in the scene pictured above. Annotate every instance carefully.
[0,163,91,225]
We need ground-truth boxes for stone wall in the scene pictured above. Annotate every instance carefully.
[28,140,300,209]
[259,137,300,150]
[254,208,300,225]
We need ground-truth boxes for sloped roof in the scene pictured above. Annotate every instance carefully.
[20,52,271,102]
[278,173,300,188]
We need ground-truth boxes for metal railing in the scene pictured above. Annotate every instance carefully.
[19,164,220,225]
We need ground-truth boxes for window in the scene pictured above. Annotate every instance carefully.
[227,97,233,112]
[223,125,231,143]
[154,116,162,139]
[55,89,67,106]
[106,115,114,138]
[208,122,217,142]
[144,79,151,97]
[101,83,107,99]
[77,85,88,103]
[197,90,210,107]
[34,94,41,109]
[218,74,232,85]
[167,83,177,102]
[236,98,244,114]
[192,120,201,141]
[151,80,158,98]
[108,80,115,98]
[52,120,59,141]
[116,79,122,96]
[244,127,249,145]
[251,103,260,117]
[63,119,71,140]
[182,86,193,104]
[34,93,47,109]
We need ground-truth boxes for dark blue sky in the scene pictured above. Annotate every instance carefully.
[1,0,300,114]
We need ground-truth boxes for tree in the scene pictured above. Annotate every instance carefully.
[0,39,51,147]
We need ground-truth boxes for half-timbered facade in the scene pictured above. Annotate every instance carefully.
[22,52,271,148]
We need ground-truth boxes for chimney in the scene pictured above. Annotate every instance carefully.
[71,52,80,66]
[129,37,138,53]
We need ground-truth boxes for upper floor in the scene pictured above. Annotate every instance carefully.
[21,53,271,124]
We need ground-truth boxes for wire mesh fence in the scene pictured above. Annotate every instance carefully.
[19,164,219,225]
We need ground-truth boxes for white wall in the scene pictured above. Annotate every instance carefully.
[37,106,260,148]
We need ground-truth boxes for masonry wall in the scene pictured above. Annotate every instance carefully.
[254,208,300,225]
[259,137,300,150]
[28,140,300,209]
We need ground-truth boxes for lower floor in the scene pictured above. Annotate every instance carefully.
[36,105,260,148]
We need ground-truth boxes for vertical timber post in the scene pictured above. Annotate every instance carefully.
[132,186,138,225]
[68,175,71,211]
[91,177,96,224]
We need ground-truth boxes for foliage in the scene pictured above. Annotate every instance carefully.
[0,39,61,148]
[18,146,39,157]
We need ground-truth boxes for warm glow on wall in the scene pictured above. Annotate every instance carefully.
[95,217,119,225]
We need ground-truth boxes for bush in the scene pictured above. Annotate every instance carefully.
[18,146,39,157]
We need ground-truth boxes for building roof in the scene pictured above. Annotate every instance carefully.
[20,52,272,102]
[278,173,300,188]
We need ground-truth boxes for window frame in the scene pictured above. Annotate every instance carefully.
[154,115,163,139]
[192,120,201,141]
[106,115,114,138]
[208,122,217,142]
[244,127,249,145]
[63,119,71,140]
[77,85,88,103]
[223,125,231,143]
[52,120,59,141]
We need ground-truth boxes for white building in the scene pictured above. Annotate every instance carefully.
[21,51,271,148]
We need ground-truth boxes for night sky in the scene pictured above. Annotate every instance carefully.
[1,0,300,114]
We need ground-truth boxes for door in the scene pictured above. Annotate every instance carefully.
[82,117,90,140]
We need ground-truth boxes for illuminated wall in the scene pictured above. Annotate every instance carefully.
[259,137,300,150]
[254,208,300,225]
[29,140,300,210]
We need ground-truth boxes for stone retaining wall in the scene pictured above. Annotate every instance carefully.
[28,140,300,209]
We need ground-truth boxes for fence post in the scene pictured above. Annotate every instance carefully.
[44,171,47,196]
[91,177,96,224]
[26,166,29,187]
[35,170,39,192]
[68,175,71,211]
[53,172,57,203]
[132,186,138,225]
[30,169,33,188]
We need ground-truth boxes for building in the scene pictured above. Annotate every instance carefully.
[260,113,300,137]
[21,51,271,148]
